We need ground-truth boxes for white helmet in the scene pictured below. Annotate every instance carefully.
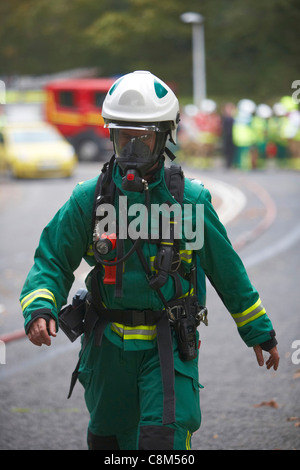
[237,99,256,115]
[200,99,217,114]
[273,102,286,117]
[102,70,180,144]
[256,104,272,119]
[184,104,199,117]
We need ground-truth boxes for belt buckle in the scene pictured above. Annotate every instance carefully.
[167,305,184,323]
[197,307,208,326]
[132,310,146,326]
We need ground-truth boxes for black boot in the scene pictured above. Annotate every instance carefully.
[88,429,120,450]
[139,425,175,450]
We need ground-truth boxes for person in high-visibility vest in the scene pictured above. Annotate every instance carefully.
[232,99,256,169]
[20,71,279,450]
[280,96,300,168]
[251,104,273,168]
[268,102,290,165]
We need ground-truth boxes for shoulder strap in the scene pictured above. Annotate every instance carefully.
[92,155,116,231]
[164,164,184,206]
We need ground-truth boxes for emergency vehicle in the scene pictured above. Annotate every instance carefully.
[44,78,116,161]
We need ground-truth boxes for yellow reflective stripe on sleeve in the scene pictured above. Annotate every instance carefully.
[231,298,266,327]
[111,322,157,340]
[21,289,57,312]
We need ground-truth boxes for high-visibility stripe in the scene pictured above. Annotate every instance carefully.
[149,256,157,272]
[180,249,193,264]
[149,250,193,271]
[111,322,157,340]
[231,298,266,327]
[178,287,194,299]
[186,430,192,450]
[21,289,57,312]
[86,244,94,256]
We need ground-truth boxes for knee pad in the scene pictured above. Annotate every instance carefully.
[138,425,175,450]
[88,429,120,450]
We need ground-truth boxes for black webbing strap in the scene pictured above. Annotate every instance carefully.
[114,186,124,298]
[156,312,176,425]
[134,243,176,424]
[170,272,183,298]
[164,165,184,206]
[164,147,176,162]
[67,304,100,399]
[134,244,168,308]
[114,237,124,298]
[92,155,116,235]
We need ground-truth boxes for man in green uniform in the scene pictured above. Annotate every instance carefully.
[20,71,279,450]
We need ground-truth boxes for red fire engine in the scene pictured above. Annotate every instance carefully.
[44,78,115,161]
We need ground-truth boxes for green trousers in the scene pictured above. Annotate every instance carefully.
[78,332,203,450]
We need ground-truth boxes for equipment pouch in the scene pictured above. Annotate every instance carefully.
[168,296,207,362]
[174,314,198,362]
[58,289,88,342]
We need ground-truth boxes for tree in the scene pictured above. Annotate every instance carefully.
[1,0,299,103]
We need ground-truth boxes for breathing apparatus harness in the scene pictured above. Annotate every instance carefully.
[60,152,208,425]
[91,153,200,305]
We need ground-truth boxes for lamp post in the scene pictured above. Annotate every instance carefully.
[180,12,206,108]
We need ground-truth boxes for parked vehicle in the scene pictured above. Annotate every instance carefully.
[0,122,77,178]
[44,78,115,161]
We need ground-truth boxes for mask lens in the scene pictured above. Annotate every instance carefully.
[113,129,156,158]
[108,123,168,177]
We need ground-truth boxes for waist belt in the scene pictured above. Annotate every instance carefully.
[86,294,165,327]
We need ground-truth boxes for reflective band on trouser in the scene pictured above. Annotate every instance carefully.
[186,431,192,450]
[231,298,266,327]
[20,288,57,312]
[111,322,157,340]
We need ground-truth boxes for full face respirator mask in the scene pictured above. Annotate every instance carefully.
[110,124,168,192]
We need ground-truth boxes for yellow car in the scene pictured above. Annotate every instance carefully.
[0,122,77,178]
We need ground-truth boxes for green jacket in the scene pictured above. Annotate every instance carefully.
[20,163,276,351]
